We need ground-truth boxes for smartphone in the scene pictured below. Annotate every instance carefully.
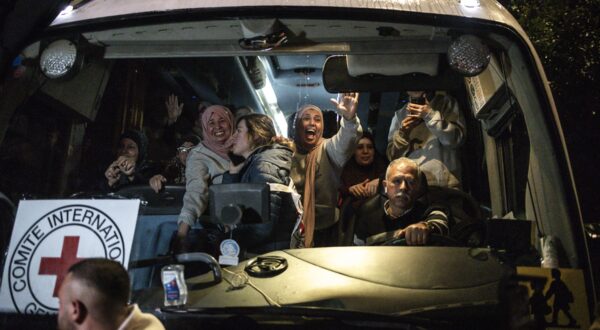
[228,151,246,166]
[409,96,426,105]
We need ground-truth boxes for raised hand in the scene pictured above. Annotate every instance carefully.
[165,94,184,125]
[330,92,359,120]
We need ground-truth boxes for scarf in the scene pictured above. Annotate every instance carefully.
[294,105,325,247]
[201,105,234,160]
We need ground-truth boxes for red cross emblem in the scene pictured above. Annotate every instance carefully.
[39,236,84,297]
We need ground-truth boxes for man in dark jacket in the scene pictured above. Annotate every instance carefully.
[354,157,449,245]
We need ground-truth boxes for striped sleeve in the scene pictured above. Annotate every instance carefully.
[424,209,449,236]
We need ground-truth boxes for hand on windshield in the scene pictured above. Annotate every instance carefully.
[105,162,121,187]
[330,92,359,120]
[165,94,184,125]
[393,222,429,245]
[116,155,136,177]
[149,174,167,193]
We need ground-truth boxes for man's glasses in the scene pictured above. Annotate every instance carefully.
[177,146,194,153]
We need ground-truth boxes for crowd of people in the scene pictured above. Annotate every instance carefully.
[97,90,465,254]
[54,90,469,328]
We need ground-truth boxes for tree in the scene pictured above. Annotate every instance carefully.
[500,0,600,219]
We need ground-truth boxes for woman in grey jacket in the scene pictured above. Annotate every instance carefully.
[222,114,296,252]
[176,105,234,247]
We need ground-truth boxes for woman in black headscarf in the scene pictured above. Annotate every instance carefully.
[102,130,158,191]
[340,131,388,210]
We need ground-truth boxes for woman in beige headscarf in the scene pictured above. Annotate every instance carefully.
[176,105,234,248]
[291,93,362,247]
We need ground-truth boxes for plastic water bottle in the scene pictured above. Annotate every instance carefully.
[161,264,188,306]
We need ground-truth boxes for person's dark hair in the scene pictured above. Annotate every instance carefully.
[322,110,340,139]
[178,134,200,147]
[237,113,294,150]
[234,105,255,120]
[403,90,435,104]
[68,258,130,321]
[358,131,375,145]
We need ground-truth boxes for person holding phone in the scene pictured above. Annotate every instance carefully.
[221,114,296,252]
[387,90,465,189]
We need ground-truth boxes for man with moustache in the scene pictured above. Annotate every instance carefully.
[353,157,450,246]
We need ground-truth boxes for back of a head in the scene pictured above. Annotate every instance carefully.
[234,105,255,120]
[68,258,130,321]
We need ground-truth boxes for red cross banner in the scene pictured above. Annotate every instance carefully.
[0,200,140,314]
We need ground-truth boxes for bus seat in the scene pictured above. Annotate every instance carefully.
[426,186,484,246]
[129,215,178,290]
[117,185,185,215]
[338,197,357,246]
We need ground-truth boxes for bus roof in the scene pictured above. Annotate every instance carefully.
[51,0,521,31]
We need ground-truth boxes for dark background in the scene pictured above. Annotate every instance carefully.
[501,0,600,222]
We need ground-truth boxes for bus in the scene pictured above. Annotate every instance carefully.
[0,0,597,328]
